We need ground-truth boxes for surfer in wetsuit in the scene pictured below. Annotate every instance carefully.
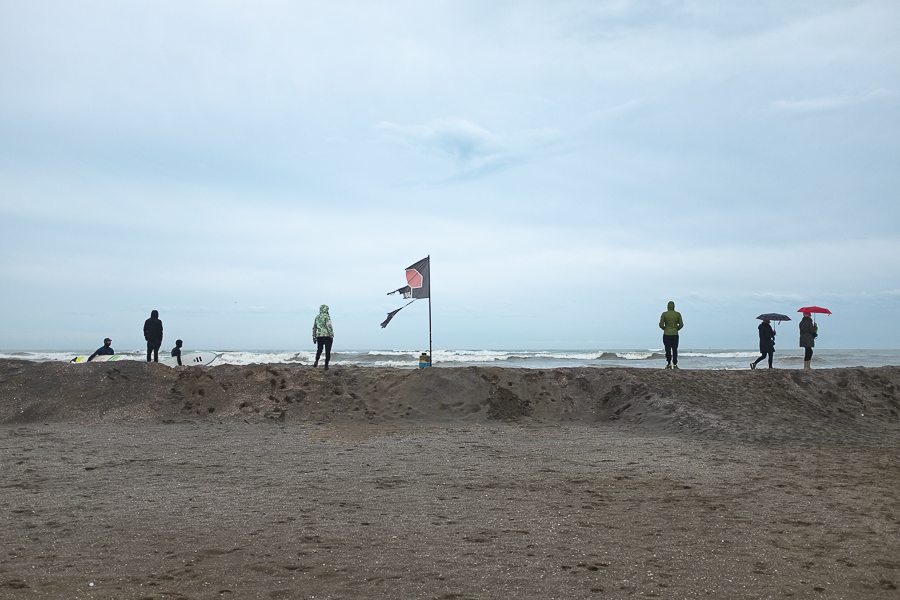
[171,339,183,366]
[143,310,163,362]
[87,338,114,362]
[312,304,334,370]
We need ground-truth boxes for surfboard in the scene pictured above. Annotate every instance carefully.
[71,354,127,363]
[160,351,220,368]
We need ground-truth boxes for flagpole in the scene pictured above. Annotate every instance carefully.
[428,255,432,365]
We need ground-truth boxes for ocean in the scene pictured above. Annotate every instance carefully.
[3,349,899,370]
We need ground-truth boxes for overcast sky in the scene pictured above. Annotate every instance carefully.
[1,0,898,351]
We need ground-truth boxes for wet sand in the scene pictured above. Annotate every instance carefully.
[1,360,899,599]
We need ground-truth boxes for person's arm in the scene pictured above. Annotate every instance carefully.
[88,349,99,361]
[659,314,666,330]
[676,314,683,331]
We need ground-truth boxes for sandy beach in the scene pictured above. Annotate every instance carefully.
[2,359,899,599]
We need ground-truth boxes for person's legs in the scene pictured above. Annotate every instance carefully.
[663,335,673,367]
[671,335,679,366]
[803,347,813,369]
[147,342,153,362]
[751,352,765,369]
[767,351,774,368]
[323,337,333,369]
[151,343,160,362]
[315,337,324,366]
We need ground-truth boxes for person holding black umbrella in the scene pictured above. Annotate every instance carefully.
[750,319,776,369]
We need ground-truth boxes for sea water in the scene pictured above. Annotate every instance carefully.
[3,349,899,370]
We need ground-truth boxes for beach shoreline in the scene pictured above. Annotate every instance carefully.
[3,348,899,371]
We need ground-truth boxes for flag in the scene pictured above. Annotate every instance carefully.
[387,256,430,300]
[380,306,405,328]
[382,256,430,327]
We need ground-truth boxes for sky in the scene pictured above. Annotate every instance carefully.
[1,0,899,351]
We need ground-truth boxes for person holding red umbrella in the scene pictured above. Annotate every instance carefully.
[799,312,818,369]
[797,306,830,369]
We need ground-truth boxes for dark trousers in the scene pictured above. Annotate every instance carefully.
[753,350,774,368]
[663,334,679,365]
[804,347,813,361]
[147,341,161,362]
[315,337,333,366]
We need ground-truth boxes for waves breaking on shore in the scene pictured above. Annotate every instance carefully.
[2,359,899,442]
[3,348,900,370]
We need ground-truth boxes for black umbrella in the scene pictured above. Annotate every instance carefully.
[757,313,791,323]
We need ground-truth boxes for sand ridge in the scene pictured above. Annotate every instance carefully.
[1,360,899,442]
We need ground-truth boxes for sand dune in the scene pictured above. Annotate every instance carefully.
[2,360,899,441]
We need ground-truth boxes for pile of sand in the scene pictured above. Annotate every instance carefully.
[2,359,898,442]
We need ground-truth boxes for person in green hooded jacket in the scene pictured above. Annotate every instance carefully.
[312,304,334,370]
[659,301,684,369]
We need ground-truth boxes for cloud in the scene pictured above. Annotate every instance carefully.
[376,118,561,179]
[770,89,900,115]
[377,117,504,165]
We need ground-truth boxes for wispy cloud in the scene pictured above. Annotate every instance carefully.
[376,117,561,179]
[770,89,900,115]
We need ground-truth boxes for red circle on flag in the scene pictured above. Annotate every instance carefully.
[406,269,423,288]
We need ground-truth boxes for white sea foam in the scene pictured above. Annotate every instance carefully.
[616,352,655,360]
[680,352,759,359]
[4,349,897,370]
[0,351,145,362]
[218,351,315,366]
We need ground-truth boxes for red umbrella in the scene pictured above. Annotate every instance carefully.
[798,306,832,324]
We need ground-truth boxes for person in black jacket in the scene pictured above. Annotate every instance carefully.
[86,338,114,362]
[143,310,163,362]
[799,312,818,369]
[750,320,776,369]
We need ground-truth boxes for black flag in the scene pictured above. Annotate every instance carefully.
[386,256,430,300]
[382,257,430,327]
[380,306,405,328]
